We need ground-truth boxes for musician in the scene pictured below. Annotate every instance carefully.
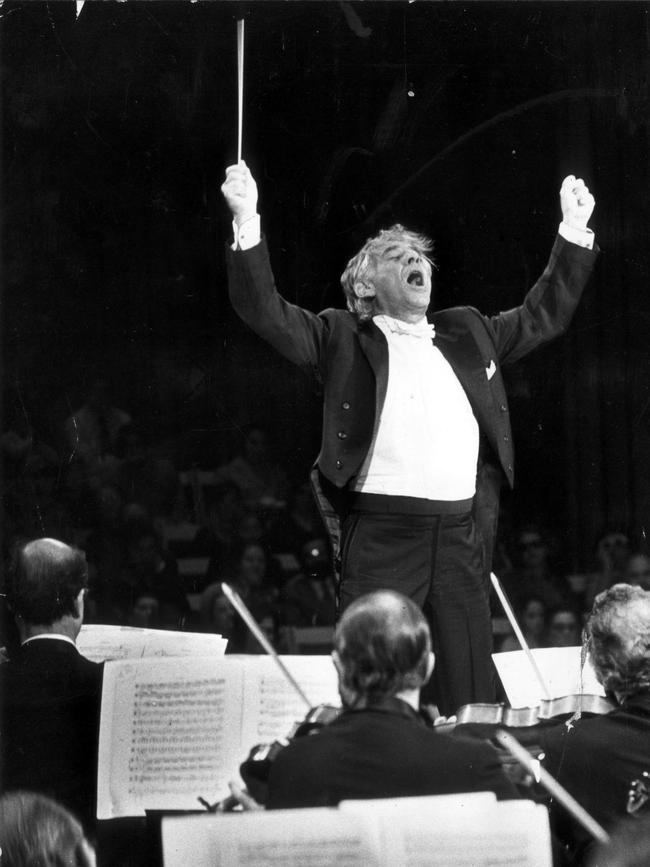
[253,590,517,808]
[0,538,103,833]
[541,584,650,859]
[0,791,97,867]
[222,162,597,715]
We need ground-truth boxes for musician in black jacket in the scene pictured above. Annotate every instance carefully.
[541,584,650,861]
[262,590,517,808]
[0,538,103,833]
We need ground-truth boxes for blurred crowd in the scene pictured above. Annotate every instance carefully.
[3,376,649,656]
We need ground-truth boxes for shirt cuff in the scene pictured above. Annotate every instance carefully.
[231,214,261,251]
[558,221,595,250]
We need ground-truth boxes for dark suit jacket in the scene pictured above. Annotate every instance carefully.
[0,637,103,830]
[541,693,650,857]
[266,697,518,808]
[226,235,598,568]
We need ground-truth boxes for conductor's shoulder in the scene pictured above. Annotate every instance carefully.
[318,307,358,330]
[433,305,483,331]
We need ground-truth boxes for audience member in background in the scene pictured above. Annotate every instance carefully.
[129,593,161,629]
[545,603,582,647]
[63,377,131,492]
[269,481,327,559]
[280,537,337,628]
[114,522,189,629]
[203,507,277,588]
[114,423,180,519]
[541,583,650,862]
[237,509,270,547]
[218,541,278,651]
[231,591,517,808]
[193,481,244,561]
[503,523,570,610]
[0,791,96,867]
[498,595,548,652]
[1,384,37,481]
[214,423,288,510]
[83,484,128,623]
[1,390,72,552]
[582,528,631,611]
[199,582,246,652]
[0,539,103,833]
[623,550,650,591]
[4,448,76,547]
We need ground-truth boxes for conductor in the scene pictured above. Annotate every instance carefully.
[221,162,597,714]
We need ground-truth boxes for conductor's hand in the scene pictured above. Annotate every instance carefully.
[560,175,595,231]
[222,162,258,226]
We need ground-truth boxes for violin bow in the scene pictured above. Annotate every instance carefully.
[495,729,610,845]
[491,572,552,702]
[221,582,313,711]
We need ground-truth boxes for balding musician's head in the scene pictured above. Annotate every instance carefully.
[9,539,89,641]
[333,590,434,709]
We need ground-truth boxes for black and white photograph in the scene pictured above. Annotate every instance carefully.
[1,2,650,865]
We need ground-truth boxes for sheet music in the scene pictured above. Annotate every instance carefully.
[386,804,550,867]
[77,623,227,662]
[339,791,497,815]
[343,798,551,867]
[162,809,382,867]
[97,657,244,818]
[241,655,340,744]
[162,799,550,867]
[492,646,605,708]
[97,655,339,819]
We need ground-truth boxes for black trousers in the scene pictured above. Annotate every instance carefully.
[339,493,496,716]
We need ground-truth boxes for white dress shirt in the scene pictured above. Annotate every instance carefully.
[353,314,479,500]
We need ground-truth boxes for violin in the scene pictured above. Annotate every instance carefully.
[218,584,344,807]
[434,693,616,784]
[239,703,341,805]
[436,692,615,734]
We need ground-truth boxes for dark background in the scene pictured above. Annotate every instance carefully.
[2,0,650,568]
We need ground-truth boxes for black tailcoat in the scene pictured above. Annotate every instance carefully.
[226,234,598,571]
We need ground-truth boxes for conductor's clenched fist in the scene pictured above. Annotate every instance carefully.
[560,175,595,231]
[222,162,258,225]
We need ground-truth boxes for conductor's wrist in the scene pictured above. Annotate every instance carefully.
[558,220,594,250]
[234,210,258,228]
[232,213,261,251]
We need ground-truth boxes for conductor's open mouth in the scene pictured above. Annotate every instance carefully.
[406,269,424,287]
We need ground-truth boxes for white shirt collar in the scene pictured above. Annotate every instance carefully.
[22,633,77,648]
[374,314,435,338]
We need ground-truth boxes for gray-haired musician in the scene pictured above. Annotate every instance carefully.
[542,583,650,860]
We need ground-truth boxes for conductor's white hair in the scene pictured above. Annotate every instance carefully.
[340,224,434,323]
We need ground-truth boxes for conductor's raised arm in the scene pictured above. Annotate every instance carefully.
[221,161,327,368]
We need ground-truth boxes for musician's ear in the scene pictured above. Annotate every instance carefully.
[424,651,435,685]
[73,588,85,621]
[331,650,344,678]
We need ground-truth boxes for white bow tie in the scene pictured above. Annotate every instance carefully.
[382,317,436,339]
